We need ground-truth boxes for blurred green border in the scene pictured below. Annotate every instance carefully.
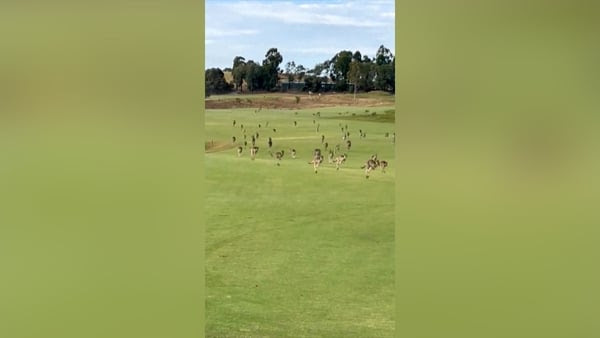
[396,1,599,337]
[1,2,205,337]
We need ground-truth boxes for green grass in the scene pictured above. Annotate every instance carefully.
[206,106,395,337]
[324,109,396,123]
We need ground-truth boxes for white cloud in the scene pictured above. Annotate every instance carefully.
[210,1,393,28]
[288,45,385,57]
[204,0,395,68]
[298,4,320,9]
[289,47,343,55]
[205,28,260,38]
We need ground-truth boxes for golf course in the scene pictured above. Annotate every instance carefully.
[205,92,395,337]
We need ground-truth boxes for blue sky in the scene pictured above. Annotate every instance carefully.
[205,0,395,70]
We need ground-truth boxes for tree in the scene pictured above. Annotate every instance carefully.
[232,56,246,92]
[352,50,362,62]
[375,45,393,66]
[205,68,232,96]
[331,50,353,91]
[310,61,330,78]
[285,61,296,82]
[262,48,283,91]
[244,61,262,93]
[348,60,361,101]
[374,63,394,92]
[233,56,246,68]
[359,61,376,92]
[295,65,306,81]
[303,75,322,93]
[373,45,395,92]
[390,56,395,93]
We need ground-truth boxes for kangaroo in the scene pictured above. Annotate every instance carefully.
[379,160,389,173]
[250,146,259,160]
[361,158,379,178]
[334,154,347,170]
[237,146,243,157]
[328,150,334,163]
[275,150,284,166]
[309,154,324,173]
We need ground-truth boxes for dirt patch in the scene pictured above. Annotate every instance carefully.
[205,141,236,153]
[205,93,393,110]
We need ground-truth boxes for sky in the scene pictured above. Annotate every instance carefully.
[205,0,395,70]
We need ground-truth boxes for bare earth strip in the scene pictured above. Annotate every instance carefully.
[205,92,393,110]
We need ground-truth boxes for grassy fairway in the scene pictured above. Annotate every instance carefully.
[206,100,395,337]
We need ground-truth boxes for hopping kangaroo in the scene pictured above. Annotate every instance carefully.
[275,150,284,166]
[309,154,324,173]
[250,146,259,160]
[379,160,388,173]
[309,149,323,173]
[334,154,347,170]
[361,158,380,178]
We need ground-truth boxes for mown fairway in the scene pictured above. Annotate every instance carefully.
[206,97,395,337]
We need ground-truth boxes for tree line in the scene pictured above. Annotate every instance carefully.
[205,45,394,96]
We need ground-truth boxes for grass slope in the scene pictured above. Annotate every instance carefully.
[206,104,395,337]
